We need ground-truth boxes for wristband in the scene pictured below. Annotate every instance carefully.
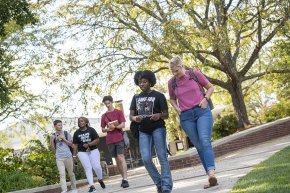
[73,155,77,158]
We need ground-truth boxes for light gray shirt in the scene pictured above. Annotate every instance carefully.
[55,131,72,160]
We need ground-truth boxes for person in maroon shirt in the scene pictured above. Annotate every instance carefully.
[101,95,129,188]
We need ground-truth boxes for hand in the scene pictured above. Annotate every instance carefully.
[150,113,161,121]
[57,135,64,141]
[108,123,115,130]
[175,107,181,115]
[83,143,89,149]
[199,98,208,109]
[134,115,143,123]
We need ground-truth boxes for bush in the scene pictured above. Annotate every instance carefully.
[0,170,46,192]
[212,114,239,140]
[262,99,290,123]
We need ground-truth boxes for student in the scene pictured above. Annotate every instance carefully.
[50,120,77,193]
[101,95,129,188]
[168,56,217,189]
[72,117,105,193]
[130,70,173,193]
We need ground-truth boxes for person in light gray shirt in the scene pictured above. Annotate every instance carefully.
[50,120,77,193]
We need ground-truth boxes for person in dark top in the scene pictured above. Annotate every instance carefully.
[129,70,173,193]
[73,117,105,193]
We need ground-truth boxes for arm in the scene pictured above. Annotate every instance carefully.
[49,134,55,150]
[199,82,214,108]
[169,99,181,115]
[88,138,100,146]
[72,143,78,158]
[130,110,142,123]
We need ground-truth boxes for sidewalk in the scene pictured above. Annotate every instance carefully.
[76,134,290,193]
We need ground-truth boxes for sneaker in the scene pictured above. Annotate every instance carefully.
[121,179,129,188]
[88,186,96,193]
[71,189,78,193]
[98,179,106,189]
[157,186,162,193]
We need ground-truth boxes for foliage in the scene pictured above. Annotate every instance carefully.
[261,99,290,123]
[0,0,38,121]
[231,146,290,193]
[0,170,46,192]
[27,0,290,128]
[212,114,239,140]
[23,139,59,185]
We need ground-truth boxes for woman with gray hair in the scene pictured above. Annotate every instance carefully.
[168,56,217,189]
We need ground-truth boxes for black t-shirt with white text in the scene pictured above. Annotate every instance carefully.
[130,90,168,133]
[73,127,99,152]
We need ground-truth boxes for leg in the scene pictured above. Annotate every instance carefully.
[115,141,127,180]
[78,152,94,186]
[88,149,103,180]
[152,128,173,192]
[64,157,77,190]
[180,110,207,171]
[139,131,161,188]
[56,159,67,192]
[196,109,215,172]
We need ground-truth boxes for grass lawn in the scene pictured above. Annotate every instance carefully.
[231,146,290,193]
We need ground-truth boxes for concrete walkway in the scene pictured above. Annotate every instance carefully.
[75,135,290,193]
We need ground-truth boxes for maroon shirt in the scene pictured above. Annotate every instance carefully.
[101,109,126,144]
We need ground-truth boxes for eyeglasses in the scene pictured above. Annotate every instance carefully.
[171,66,181,74]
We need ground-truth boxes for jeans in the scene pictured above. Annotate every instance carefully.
[78,149,103,186]
[56,156,77,192]
[180,105,215,172]
[139,128,173,192]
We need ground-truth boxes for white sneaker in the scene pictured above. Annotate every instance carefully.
[71,189,78,193]
[61,191,67,193]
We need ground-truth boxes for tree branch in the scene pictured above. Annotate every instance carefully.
[239,13,290,76]
[242,69,290,81]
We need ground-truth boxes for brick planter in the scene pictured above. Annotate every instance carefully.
[168,117,290,170]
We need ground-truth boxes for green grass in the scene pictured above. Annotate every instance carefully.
[0,171,46,193]
[231,146,290,193]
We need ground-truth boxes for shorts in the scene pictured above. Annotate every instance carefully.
[107,140,125,157]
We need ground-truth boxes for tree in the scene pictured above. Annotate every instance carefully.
[28,0,290,128]
[0,0,37,120]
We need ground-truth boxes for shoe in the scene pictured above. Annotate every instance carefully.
[60,191,67,193]
[157,186,162,193]
[162,190,172,193]
[88,186,96,193]
[121,179,129,188]
[98,179,106,189]
[71,189,78,193]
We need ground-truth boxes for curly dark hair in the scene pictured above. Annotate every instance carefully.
[134,70,156,87]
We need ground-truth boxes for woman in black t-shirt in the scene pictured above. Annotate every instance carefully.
[73,117,105,192]
[129,70,173,193]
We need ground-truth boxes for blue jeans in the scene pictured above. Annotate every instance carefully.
[180,105,215,172]
[139,128,173,192]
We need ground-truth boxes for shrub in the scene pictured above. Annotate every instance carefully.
[212,114,239,140]
[261,99,290,123]
[0,170,46,192]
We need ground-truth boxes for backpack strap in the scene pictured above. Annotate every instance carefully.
[170,77,177,99]
[64,130,68,140]
[104,113,112,122]
[189,68,205,94]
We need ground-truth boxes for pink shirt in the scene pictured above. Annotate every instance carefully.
[168,70,209,112]
[101,109,126,144]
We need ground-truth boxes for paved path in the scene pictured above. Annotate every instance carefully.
[76,135,290,193]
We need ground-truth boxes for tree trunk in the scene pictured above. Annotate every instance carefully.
[228,81,251,128]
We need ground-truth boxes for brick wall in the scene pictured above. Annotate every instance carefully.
[168,118,290,170]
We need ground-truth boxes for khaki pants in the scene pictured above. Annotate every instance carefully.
[56,156,77,192]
